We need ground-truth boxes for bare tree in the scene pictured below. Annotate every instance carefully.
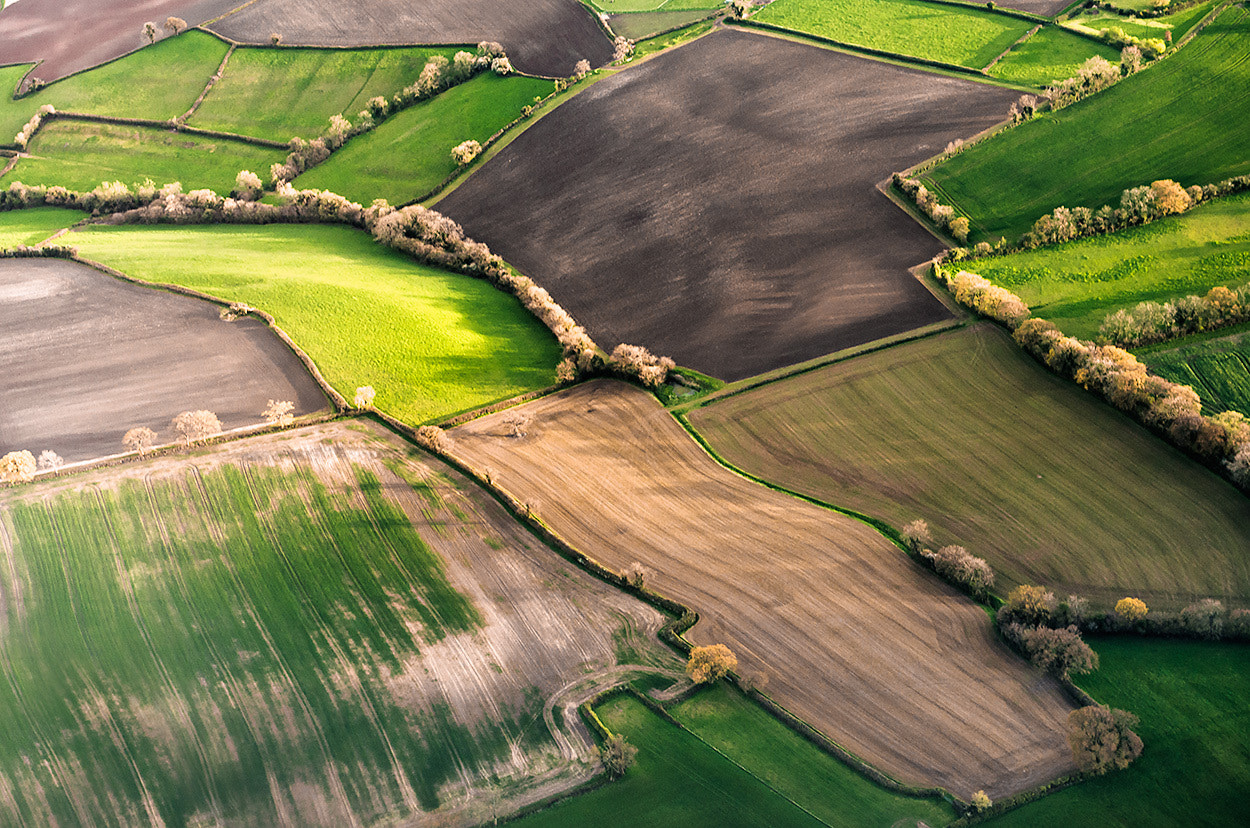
[36,450,64,471]
[354,386,376,408]
[0,451,36,484]
[263,399,295,427]
[143,22,157,44]
[164,17,188,35]
[502,410,531,438]
[573,59,591,80]
[171,410,222,445]
[123,426,158,456]
[623,561,648,589]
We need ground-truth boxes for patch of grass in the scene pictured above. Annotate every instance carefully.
[755,0,1034,68]
[190,46,456,142]
[985,638,1250,827]
[631,18,718,58]
[0,63,37,145]
[1065,0,1217,41]
[1143,326,1250,417]
[294,72,552,206]
[69,223,561,424]
[988,26,1120,87]
[593,0,721,11]
[964,191,1250,338]
[0,205,85,247]
[921,6,1250,243]
[688,324,1250,610]
[6,119,286,193]
[609,9,718,40]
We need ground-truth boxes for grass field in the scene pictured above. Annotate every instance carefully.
[964,191,1250,338]
[295,73,552,206]
[921,6,1250,243]
[69,223,561,424]
[0,62,36,145]
[8,119,285,194]
[190,46,455,143]
[592,0,721,12]
[1064,0,1217,41]
[985,638,1250,827]
[0,205,82,246]
[688,325,1250,609]
[988,26,1120,87]
[754,0,1034,68]
[1143,326,1250,417]
[609,9,718,40]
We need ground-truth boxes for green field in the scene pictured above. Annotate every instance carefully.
[922,6,1250,242]
[754,0,1033,68]
[6,119,285,194]
[295,72,552,206]
[0,62,37,144]
[985,638,1250,826]
[190,46,455,142]
[1064,0,1217,42]
[964,191,1250,338]
[0,205,83,247]
[69,223,561,424]
[988,27,1120,87]
[688,324,1250,609]
[609,9,719,40]
[1143,326,1250,417]
[592,0,721,12]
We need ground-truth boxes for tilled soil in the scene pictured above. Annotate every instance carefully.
[436,28,1019,381]
[207,0,614,78]
[0,257,328,462]
[449,380,1078,799]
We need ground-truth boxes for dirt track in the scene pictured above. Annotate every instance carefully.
[448,380,1077,799]
[207,0,614,78]
[436,28,1018,381]
[0,0,243,86]
[0,258,327,462]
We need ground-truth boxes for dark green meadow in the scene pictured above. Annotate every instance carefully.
[1144,325,1250,417]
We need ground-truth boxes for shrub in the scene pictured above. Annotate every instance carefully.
[1151,179,1191,216]
[1179,598,1225,639]
[164,17,188,35]
[1121,45,1143,75]
[613,36,635,63]
[1055,594,1090,627]
[948,216,970,244]
[922,544,994,599]
[36,450,64,471]
[1227,443,1250,488]
[451,139,482,166]
[686,644,737,684]
[0,450,36,484]
[354,386,376,408]
[171,410,222,445]
[900,519,933,553]
[999,584,1055,627]
[971,791,992,812]
[623,561,648,589]
[262,399,295,426]
[608,343,674,388]
[415,425,449,453]
[1114,597,1148,624]
[123,426,157,455]
[1016,624,1098,678]
[143,22,157,44]
[234,169,263,200]
[490,57,512,76]
[573,59,591,80]
[270,33,282,46]
[600,734,637,779]
[1068,706,1143,775]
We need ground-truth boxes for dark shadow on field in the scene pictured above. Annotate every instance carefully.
[436,28,1018,381]
[0,258,328,462]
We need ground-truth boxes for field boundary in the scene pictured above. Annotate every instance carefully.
[179,44,236,122]
[25,110,289,149]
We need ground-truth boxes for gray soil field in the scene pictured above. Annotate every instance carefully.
[208,0,614,78]
[0,258,327,463]
[0,0,243,85]
[436,28,1018,381]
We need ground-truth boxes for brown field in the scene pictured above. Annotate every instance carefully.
[0,0,242,85]
[448,380,1077,799]
[0,257,327,463]
[207,0,615,78]
[436,28,1018,381]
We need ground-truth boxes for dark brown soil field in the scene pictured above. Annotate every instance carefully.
[0,0,243,85]
[435,28,1018,381]
[449,380,1077,799]
[208,0,614,77]
[0,258,327,463]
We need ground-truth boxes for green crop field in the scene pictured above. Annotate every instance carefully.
[609,9,719,40]
[190,46,455,143]
[922,6,1250,243]
[1064,0,1217,42]
[985,638,1250,826]
[295,72,552,206]
[5,119,285,194]
[688,324,1250,609]
[69,223,561,424]
[1143,326,1250,417]
[754,0,1033,68]
[987,27,1120,88]
[0,205,83,246]
[964,191,1250,338]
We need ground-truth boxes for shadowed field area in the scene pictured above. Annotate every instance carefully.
[448,380,1076,799]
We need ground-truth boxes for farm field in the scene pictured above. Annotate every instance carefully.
[189,46,456,143]
[986,26,1120,87]
[593,0,720,12]
[68,223,562,425]
[0,421,678,825]
[207,0,615,78]
[449,380,1077,800]
[0,256,326,462]
[1143,326,1250,417]
[1064,0,1218,42]
[753,0,1034,69]
[0,205,83,247]
[295,72,553,206]
[688,324,1250,609]
[607,9,718,40]
[963,191,1250,339]
[921,5,1250,243]
[437,29,1018,381]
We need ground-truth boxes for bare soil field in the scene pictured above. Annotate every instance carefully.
[0,257,327,463]
[448,380,1076,799]
[0,420,678,825]
[436,28,1017,381]
[0,0,243,85]
[208,0,614,78]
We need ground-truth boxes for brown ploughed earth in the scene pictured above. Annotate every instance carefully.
[0,257,328,463]
[207,0,615,78]
[0,0,244,86]
[448,380,1078,799]
[435,28,1018,382]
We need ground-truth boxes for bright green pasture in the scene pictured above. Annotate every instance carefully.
[688,324,1250,610]
[0,205,83,247]
[0,461,497,824]
[7,119,285,194]
[965,191,1250,338]
[190,46,455,142]
[988,27,1120,87]
[1144,326,1250,417]
[755,0,1034,68]
[922,6,1250,243]
[69,223,560,424]
[986,638,1250,827]
[295,73,552,206]
[0,62,36,145]
[1064,0,1216,41]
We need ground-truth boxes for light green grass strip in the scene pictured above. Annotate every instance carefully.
[0,205,84,247]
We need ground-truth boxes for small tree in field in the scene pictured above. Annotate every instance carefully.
[1017,625,1098,679]
[124,426,158,456]
[971,790,992,812]
[143,22,157,44]
[573,59,591,80]
[234,169,263,200]
[270,33,282,46]
[600,734,637,778]
[502,410,531,438]
[171,410,222,445]
[354,386,376,408]
[415,425,449,453]
[37,450,64,471]
[0,451,36,484]
[451,139,482,166]
[1068,706,1143,775]
[1114,597,1148,624]
[623,561,647,589]
[900,519,933,553]
[263,400,295,427]
[164,17,188,35]
[613,36,634,63]
[686,644,737,684]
